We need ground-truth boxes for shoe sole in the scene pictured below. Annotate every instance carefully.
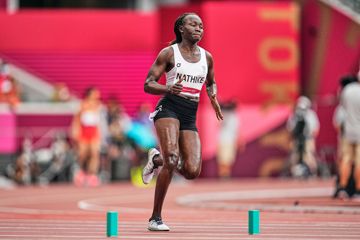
[148,227,170,231]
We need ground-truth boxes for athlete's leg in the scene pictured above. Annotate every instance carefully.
[150,118,180,219]
[88,140,100,175]
[178,130,201,179]
[354,143,360,191]
[77,141,89,170]
[73,141,89,186]
[339,140,353,188]
[304,139,318,175]
[85,140,101,186]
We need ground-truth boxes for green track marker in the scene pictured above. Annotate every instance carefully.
[107,211,118,237]
[248,209,260,235]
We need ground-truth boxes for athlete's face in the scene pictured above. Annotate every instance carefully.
[88,89,100,101]
[180,15,203,43]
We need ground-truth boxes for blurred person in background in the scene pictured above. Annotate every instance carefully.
[107,95,138,125]
[121,103,159,185]
[217,99,240,178]
[130,103,158,165]
[335,68,360,199]
[51,82,71,102]
[333,76,357,161]
[105,96,134,181]
[5,138,40,185]
[38,132,75,184]
[0,59,21,109]
[71,87,104,187]
[106,96,132,150]
[142,13,223,231]
[333,75,357,198]
[287,96,320,178]
[135,102,154,127]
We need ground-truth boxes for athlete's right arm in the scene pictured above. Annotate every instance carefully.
[144,47,182,95]
[144,48,169,95]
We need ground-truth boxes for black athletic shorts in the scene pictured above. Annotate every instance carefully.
[152,93,199,132]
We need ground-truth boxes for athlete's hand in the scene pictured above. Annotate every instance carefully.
[168,83,183,95]
[210,97,223,121]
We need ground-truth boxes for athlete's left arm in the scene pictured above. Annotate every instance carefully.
[206,51,223,121]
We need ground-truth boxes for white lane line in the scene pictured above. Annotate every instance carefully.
[77,198,195,214]
[0,233,358,240]
[0,227,359,236]
[0,219,106,224]
[262,233,360,238]
[0,226,357,230]
[2,219,359,226]
[0,235,105,239]
[195,202,360,214]
[0,221,359,227]
[0,206,82,215]
[0,220,360,230]
[0,193,152,215]
[1,225,360,232]
[0,234,359,240]
[1,222,356,230]
[76,195,152,205]
[176,187,360,214]
[1,219,360,226]
[177,187,334,203]
[77,200,149,213]
[0,191,145,205]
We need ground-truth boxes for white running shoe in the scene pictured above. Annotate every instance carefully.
[148,217,170,231]
[142,148,160,184]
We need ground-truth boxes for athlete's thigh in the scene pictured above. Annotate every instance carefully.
[154,118,180,160]
[78,141,89,157]
[355,143,360,166]
[89,140,100,157]
[342,139,354,164]
[179,130,201,167]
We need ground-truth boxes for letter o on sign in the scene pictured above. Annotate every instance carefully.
[259,38,298,71]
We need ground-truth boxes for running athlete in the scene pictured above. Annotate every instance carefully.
[336,68,360,199]
[71,87,102,187]
[142,13,223,231]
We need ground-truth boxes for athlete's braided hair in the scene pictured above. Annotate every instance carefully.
[169,12,198,45]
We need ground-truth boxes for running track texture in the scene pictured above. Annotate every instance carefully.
[0,178,360,239]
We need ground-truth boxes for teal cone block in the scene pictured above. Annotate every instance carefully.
[107,211,118,237]
[248,210,260,235]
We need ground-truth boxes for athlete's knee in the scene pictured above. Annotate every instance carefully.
[163,150,180,169]
[183,163,201,180]
[78,151,88,162]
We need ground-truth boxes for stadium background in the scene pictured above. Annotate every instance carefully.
[0,0,359,179]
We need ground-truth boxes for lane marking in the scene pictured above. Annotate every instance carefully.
[176,187,360,214]
[1,225,359,230]
[1,219,360,227]
[0,234,359,240]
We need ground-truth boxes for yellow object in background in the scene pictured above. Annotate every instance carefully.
[130,166,156,187]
